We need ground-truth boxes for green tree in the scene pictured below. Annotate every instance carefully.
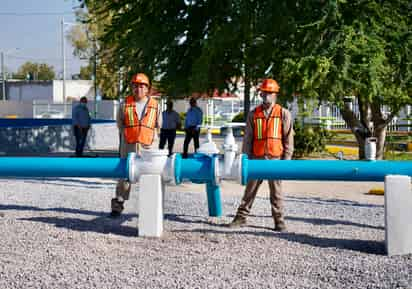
[14,62,55,80]
[67,6,123,98]
[79,65,92,80]
[82,0,292,112]
[79,0,411,159]
[276,0,412,159]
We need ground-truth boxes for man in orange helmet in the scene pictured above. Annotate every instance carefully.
[110,73,161,217]
[229,78,294,231]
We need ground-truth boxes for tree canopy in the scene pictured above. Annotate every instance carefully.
[68,6,122,98]
[277,0,411,158]
[78,0,411,159]
[13,62,55,80]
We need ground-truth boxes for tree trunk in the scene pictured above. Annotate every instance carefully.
[355,125,386,160]
[340,98,393,160]
[374,125,387,160]
[354,132,366,160]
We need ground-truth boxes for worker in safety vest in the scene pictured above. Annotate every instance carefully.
[110,73,161,217]
[229,78,294,231]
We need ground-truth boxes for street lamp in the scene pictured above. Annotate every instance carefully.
[62,19,98,118]
[61,18,82,104]
[1,48,19,101]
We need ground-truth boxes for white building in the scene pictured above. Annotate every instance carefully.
[5,80,94,102]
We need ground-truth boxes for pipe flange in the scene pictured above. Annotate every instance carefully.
[240,154,248,185]
[213,155,221,185]
[164,153,177,185]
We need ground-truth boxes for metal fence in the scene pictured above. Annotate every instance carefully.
[29,98,411,132]
[32,100,119,120]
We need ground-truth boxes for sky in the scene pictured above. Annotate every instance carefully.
[0,0,87,78]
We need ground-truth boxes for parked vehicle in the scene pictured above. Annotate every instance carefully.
[35,110,65,119]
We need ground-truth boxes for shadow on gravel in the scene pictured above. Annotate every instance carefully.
[285,196,384,208]
[225,213,384,230]
[0,177,115,189]
[1,203,140,237]
[165,214,214,225]
[275,232,385,255]
[286,216,384,230]
[19,215,138,237]
[175,228,385,255]
[0,204,109,217]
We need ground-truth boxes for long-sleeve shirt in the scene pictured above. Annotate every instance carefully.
[72,103,91,128]
[242,104,294,160]
[184,106,203,129]
[161,110,181,130]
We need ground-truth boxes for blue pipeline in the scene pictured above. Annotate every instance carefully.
[174,153,218,185]
[174,153,222,216]
[241,154,412,185]
[0,157,128,179]
[206,182,222,217]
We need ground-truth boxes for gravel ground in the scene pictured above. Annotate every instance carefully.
[0,176,411,289]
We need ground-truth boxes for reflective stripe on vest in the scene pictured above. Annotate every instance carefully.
[252,104,283,158]
[123,96,158,145]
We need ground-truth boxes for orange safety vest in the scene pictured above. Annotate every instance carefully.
[252,104,283,158]
[123,96,158,145]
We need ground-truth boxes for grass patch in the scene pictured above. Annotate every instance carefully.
[384,152,412,160]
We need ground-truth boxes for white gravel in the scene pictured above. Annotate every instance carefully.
[0,177,411,289]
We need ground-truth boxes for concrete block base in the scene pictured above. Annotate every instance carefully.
[385,175,412,256]
[138,175,163,237]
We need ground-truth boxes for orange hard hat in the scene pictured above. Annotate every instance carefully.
[259,78,280,93]
[131,73,150,86]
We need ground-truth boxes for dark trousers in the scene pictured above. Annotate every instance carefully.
[183,127,200,158]
[159,129,177,156]
[73,126,89,157]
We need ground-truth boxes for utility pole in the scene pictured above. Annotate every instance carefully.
[1,52,5,101]
[61,18,66,104]
[93,40,97,118]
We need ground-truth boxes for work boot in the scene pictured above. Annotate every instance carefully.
[274,219,287,232]
[109,198,124,218]
[228,216,247,228]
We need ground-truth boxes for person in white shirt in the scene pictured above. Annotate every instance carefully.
[72,96,91,157]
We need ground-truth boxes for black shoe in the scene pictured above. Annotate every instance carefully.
[274,220,287,232]
[228,216,247,228]
[109,210,121,218]
[110,198,124,218]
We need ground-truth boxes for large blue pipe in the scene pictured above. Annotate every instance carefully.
[206,182,222,216]
[174,153,222,216]
[0,157,128,178]
[174,154,217,185]
[241,154,412,185]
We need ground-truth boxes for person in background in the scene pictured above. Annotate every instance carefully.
[159,100,181,156]
[110,73,161,217]
[228,78,294,231]
[72,96,91,157]
[182,97,203,158]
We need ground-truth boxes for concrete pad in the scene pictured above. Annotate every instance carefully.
[384,175,412,256]
[138,175,163,237]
